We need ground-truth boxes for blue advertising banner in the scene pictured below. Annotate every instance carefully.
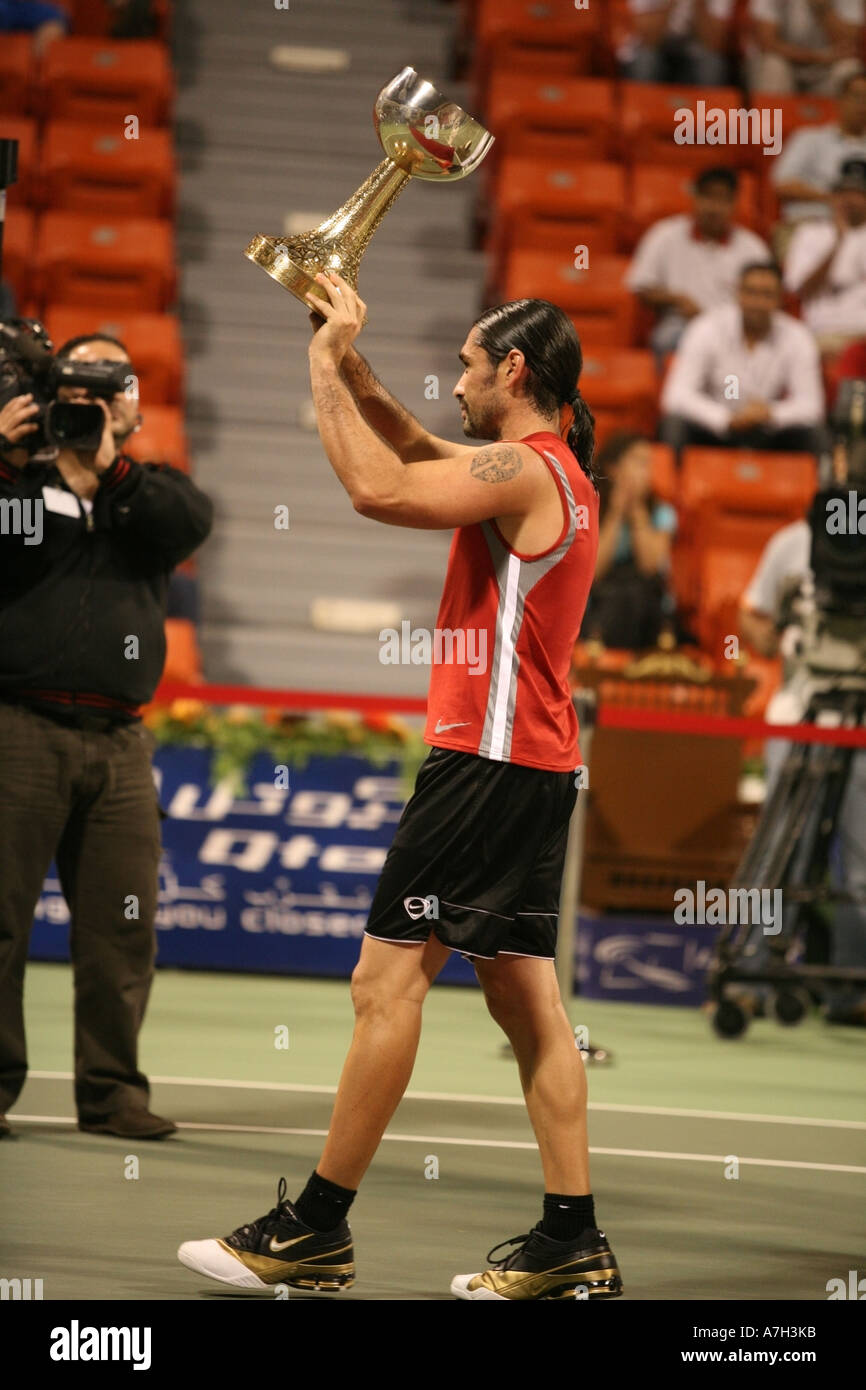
[29,748,719,1006]
[29,747,478,985]
[577,914,718,1007]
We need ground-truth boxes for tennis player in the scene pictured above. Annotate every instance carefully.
[178,270,624,1300]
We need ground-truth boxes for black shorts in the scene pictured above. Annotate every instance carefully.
[364,746,578,960]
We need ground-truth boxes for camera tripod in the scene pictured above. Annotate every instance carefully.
[709,682,866,1038]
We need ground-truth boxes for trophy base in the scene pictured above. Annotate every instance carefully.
[244,234,333,308]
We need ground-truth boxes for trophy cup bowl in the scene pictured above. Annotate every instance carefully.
[244,66,494,312]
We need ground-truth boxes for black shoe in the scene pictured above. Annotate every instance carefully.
[452,1222,623,1300]
[178,1177,355,1291]
[78,1109,177,1139]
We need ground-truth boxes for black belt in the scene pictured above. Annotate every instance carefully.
[0,693,137,732]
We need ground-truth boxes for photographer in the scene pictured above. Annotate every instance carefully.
[0,326,213,1138]
[738,430,866,1026]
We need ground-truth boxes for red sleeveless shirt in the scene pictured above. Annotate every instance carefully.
[423,432,599,772]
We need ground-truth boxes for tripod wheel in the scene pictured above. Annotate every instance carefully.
[772,987,810,1026]
[712,1000,748,1038]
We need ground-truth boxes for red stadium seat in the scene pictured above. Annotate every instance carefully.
[472,0,603,99]
[2,207,36,306]
[39,40,172,124]
[697,544,768,656]
[625,164,763,250]
[0,118,38,207]
[619,83,755,170]
[680,447,816,526]
[502,251,635,348]
[36,212,175,311]
[483,74,617,162]
[489,158,626,288]
[125,404,188,471]
[579,348,658,435]
[40,121,175,217]
[0,35,34,117]
[675,448,817,614]
[43,307,184,405]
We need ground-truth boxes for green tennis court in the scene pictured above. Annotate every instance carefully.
[2,962,864,1302]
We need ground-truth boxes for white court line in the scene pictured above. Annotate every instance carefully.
[26,1071,866,1131]
[10,1114,866,1175]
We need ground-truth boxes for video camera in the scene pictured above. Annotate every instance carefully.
[808,380,866,612]
[797,378,866,679]
[0,318,132,454]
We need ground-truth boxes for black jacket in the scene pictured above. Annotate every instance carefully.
[0,451,213,716]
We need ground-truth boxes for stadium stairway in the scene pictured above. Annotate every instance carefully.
[173,0,486,694]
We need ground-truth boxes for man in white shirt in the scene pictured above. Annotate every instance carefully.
[748,0,865,94]
[660,261,825,455]
[772,71,866,224]
[627,166,770,361]
[620,0,733,84]
[737,443,866,1025]
[784,157,866,349]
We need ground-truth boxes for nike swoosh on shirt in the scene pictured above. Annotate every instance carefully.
[434,719,471,733]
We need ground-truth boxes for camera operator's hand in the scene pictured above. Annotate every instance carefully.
[0,394,40,466]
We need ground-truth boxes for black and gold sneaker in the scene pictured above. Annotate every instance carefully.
[451,1223,623,1300]
[178,1177,354,1292]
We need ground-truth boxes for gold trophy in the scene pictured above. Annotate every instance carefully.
[244,66,494,309]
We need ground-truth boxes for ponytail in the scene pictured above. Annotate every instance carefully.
[566,391,598,491]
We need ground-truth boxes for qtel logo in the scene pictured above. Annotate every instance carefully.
[403,895,439,921]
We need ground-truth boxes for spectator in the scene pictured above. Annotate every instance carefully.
[0,1,68,54]
[772,70,866,223]
[581,432,678,650]
[784,157,866,352]
[619,0,734,85]
[626,167,770,362]
[660,261,825,455]
[747,0,864,95]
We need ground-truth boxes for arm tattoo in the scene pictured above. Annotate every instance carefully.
[470,444,524,484]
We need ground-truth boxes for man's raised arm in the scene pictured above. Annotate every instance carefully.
[333,345,475,464]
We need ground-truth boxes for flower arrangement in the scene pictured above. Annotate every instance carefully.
[143,701,427,795]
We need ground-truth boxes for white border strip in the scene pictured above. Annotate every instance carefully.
[25,1072,866,1131]
[9,1115,866,1175]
